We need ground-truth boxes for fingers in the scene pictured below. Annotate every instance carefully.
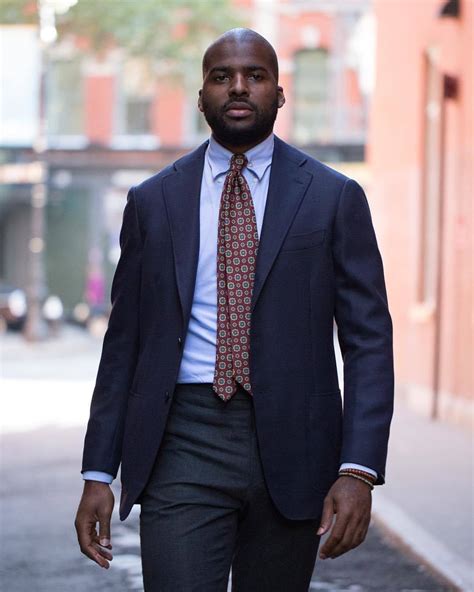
[319,508,351,559]
[321,513,366,559]
[317,495,335,535]
[99,513,112,548]
[74,483,115,569]
[75,514,112,569]
[318,477,372,560]
[92,532,113,560]
[93,540,114,562]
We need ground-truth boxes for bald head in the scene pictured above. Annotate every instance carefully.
[202,28,279,82]
[198,27,285,152]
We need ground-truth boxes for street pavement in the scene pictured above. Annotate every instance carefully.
[0,326,466,591]
[372,402,473,591]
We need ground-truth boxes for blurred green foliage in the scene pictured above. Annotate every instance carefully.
[0,0,36,25]
[0,0,243,61]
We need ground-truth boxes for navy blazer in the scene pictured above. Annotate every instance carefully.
[82,136,394,521]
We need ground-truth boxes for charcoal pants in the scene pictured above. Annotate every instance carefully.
[139,382,321,592]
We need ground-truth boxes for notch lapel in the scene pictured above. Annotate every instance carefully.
[251,137,313,312]
[162,142,207,329]
[161,137,313,325]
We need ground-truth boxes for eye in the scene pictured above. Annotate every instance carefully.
[249,73,263,81]
[214,74,229,82]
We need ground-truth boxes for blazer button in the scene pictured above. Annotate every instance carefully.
[164,391,170,402]
[178,337,182,347]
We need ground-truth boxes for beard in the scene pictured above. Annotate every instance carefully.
[201,94,279,147]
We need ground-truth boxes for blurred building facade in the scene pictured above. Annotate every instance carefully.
[368,0,473,426]
[0,0,371,314]
[1,0,471,426]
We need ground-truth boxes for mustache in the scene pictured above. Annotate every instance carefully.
[223,99,257,111]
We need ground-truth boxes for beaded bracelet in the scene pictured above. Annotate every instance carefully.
[338,471,375,490]
[339,468,377,483]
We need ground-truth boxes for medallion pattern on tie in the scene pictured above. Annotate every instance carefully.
[213,154,259,401]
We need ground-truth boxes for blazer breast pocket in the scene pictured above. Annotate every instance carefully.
[280,228,326,252]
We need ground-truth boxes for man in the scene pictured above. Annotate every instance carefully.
[75,28,394,592]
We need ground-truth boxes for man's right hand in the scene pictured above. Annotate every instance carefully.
[75,481,115,569]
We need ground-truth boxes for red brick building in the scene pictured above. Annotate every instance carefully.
[1,0,372,313]
[43,0,371,155]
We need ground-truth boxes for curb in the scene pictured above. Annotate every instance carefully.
[373,493,473,591]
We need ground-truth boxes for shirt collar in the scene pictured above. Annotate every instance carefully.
[206,133,274,181]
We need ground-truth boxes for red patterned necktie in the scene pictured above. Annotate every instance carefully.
[213,153,259,401]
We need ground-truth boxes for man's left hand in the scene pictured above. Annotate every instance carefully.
[316,476,372,560]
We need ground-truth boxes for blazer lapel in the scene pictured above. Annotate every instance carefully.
[162,136,312,325]
[251,137,313,312]
[162,142,208,329]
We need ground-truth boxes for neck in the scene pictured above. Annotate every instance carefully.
[211,130,273,154]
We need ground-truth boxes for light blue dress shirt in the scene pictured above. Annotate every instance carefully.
[176,132,273,382]
[83,133,376,484]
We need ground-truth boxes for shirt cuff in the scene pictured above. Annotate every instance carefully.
[339,463,377,479]
[82,471,114,484]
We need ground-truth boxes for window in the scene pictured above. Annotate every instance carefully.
[124,97,150,135]
[47,57,84,136]
[181,59,209,146]
[293,49,330,144]
[115,58,154,137]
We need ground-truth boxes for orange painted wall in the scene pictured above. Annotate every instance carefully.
[368,0,473,419]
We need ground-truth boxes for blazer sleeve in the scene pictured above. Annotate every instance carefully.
[332,178,394,484]
[81,187,143,477]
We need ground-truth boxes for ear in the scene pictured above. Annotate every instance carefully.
[198,89,204,113]
[277,86,286,109]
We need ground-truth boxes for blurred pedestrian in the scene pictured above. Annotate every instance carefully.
[85,248,105,317]
[75,28,394,591]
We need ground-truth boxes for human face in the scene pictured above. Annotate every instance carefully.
[198,40,285,153]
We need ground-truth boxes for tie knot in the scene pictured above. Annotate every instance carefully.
[231,153,248,172]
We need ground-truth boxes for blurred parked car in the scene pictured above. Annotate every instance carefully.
[71,301,109,337]
[0,282,27,331]
[0,283,66,334]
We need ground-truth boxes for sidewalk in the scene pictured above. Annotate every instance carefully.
[0,325,101,433]
[372,397,474,591]
[2,327,472,589]
[0,324,102,372]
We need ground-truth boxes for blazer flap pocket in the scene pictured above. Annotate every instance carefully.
[281,228,325,252]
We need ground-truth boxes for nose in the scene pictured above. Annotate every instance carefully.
[229,72,249,96]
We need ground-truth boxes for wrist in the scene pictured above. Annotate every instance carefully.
[338,467,376,482]
[338,471,375,490]
[84,480,110,489]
